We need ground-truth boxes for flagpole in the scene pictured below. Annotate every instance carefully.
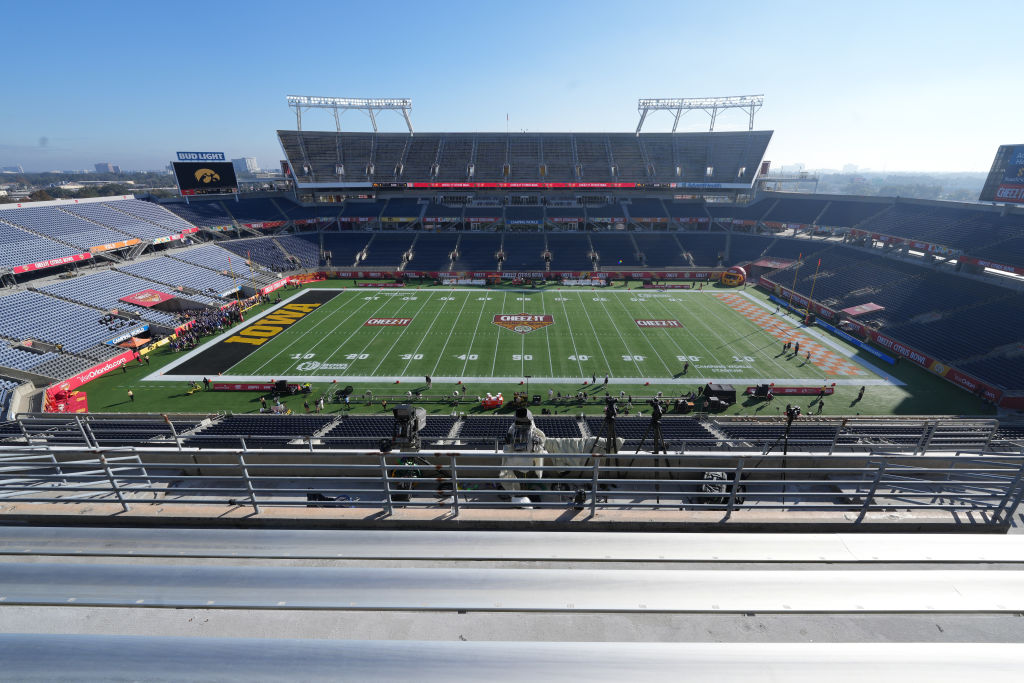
[787,252,802,311]
[806,257,823,317]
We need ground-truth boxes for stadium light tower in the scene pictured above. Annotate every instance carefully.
[635,95,764,134]
[286,96,414,134]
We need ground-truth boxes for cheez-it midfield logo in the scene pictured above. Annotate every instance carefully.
[493,314,554,334]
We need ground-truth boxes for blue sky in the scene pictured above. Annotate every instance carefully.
[2,0,1019,173]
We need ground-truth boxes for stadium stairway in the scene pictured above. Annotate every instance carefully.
[1,527,1023,680]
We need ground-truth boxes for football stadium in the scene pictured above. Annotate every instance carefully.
[3,91,1024,674]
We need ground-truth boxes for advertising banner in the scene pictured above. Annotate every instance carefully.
[959,256,1024,276]
[260,277,290,295]
[89,238,141,254]
[49,349,136,393]
[105,324,149,346]
[120,289,176,308]
[12,252,92,274]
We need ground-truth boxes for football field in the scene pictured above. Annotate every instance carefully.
[153,287,895,388]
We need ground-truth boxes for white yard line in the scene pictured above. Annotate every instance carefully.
[557,293,585,378]
[399,292,455,375]
[694,294,799,380]
[575,291,618,377]
[607,291,674,376]
[266,293,398,376]
[541,291,554,377]
[429,292,472,376]
[459,294,491,377]
[488,291,508,377]
[352,294,428,376]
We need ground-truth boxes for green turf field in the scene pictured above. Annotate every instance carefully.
[77,282,992,417]
[154,287,886,387]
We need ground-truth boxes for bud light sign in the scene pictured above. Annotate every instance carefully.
[176,151,226,161]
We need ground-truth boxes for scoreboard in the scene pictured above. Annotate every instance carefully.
[979,144,1024,204]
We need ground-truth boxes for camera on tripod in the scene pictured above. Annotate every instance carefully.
[392,404,427,451]
[648,398,664,421]
[604,396,618,420]
[785,404,801,425]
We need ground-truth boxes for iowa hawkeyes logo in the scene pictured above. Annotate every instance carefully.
[194,168,221,184]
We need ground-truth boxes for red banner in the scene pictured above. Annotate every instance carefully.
[243,221,286,230]
[260,277,290,295]
[119,289,176,308]
[959,255,1024,276]
[47,349,136,394]
[12,252,92,274]
[213,382,280,391]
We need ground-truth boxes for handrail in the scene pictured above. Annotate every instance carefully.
[0,445,1020,523]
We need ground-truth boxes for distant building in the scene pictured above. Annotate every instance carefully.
[231,157,259,175]
[94,163,117,174]
[1,165,23,173]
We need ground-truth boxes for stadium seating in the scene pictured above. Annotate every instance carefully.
[61,203,173,241]
[633,234,688,268]
[452,233,501,270]
[407,233,458,271]
[379,199,423,222]
[217,238,293,274]
[159,200,235,228]
[0,291,130,352]
[0,219,83,269]
[590,233,640,268]
[546,233,595,271]
[665,202,709,222]
[362,233,415,268]
[499,233,547,271]
[584,416,714,443]
[188,414,335,449]
[114,199,198,234]
[2,205,136,251]
[586,203,626,222]
[118,257,240,298]
[706,200,771,222]
[814,197,891,227]
[677,233,726,266]
[279,131,772,185]
[222,198,288,225]
[39,270,188,325]
[761,197,829,225]
[322,233,372,268]
[725,234,776,264]
[625,198,668,221]
[274,234,321,268]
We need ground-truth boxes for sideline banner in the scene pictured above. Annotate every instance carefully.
[47,349,136,394]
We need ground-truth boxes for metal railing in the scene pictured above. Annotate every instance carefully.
[0,444,1022,525]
